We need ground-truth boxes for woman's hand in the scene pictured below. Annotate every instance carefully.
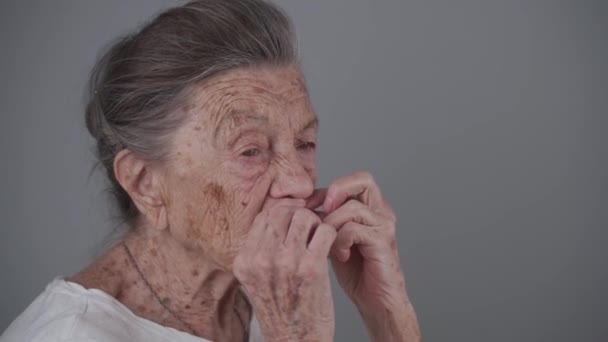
[233,199,337,342]
[310,171,421,342]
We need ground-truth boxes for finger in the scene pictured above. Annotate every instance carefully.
[284,208,321,248]
[244,199,305,251]
[240,209,270,251]
[330,222,377,262]
[307,223,337,257]
[322,199,381,229]
[263,205,298,244]
[264,197,306,211]
[305,188,328,209]
[323,171,384,212]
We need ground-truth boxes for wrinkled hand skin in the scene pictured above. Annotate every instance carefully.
[233,199,337,342]
[313,171,422,342]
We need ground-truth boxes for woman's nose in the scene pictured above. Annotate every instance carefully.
[268,157,314,199]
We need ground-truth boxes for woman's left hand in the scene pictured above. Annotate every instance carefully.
[307,171,421,341]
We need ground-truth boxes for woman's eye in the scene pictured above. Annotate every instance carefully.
[297,142,316,151]
[241,148,260,157]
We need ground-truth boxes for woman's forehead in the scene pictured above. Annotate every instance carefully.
[184,66,314,129]
[195,65,307,100]
[214,108,318,137]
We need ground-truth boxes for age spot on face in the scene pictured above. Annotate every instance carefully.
[199,183,232,241]
[205,182,226,206]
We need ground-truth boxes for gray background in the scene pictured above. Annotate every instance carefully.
[1,0,606,341]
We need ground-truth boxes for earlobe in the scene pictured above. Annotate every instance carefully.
[113,149,168,231]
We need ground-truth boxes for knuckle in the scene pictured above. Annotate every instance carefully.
[357,170,375,183]
[384,222,397,238]
[344,198,362,210]
[319,223,337,238]
[293,208,320,225]
[342,221,358,231]
[297,261,321,282]
[251,254,272,272]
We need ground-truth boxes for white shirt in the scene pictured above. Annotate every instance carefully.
[0,278,263,342]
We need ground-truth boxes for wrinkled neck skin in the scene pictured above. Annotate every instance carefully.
[70,226,250,341]
[120,227,250,341]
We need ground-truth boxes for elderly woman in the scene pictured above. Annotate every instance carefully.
[1,0,420,341]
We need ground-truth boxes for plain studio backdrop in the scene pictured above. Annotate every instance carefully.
[1,0,606,341]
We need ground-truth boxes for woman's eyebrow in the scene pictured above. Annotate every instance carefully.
[214,110,268,140]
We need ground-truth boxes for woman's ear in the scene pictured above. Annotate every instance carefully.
[113,149,168,231]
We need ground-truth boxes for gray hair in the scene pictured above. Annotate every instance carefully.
[85,0,298,225]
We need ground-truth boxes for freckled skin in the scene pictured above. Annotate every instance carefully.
[164,64,318,269]
[69,64,318,341]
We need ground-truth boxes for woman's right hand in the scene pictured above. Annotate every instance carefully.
[233,199,337,342]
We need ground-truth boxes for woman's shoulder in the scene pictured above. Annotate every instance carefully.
[66,243,127,298]
[1,277,205,342]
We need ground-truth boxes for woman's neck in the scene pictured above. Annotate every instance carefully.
[120,229,249,340]
[71,228,249,341]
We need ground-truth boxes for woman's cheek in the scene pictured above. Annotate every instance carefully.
[225,157,273,226]
[220,175,272,269]
[227,151,271,193]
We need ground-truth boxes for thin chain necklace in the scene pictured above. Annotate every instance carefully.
[122,242,250,341]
